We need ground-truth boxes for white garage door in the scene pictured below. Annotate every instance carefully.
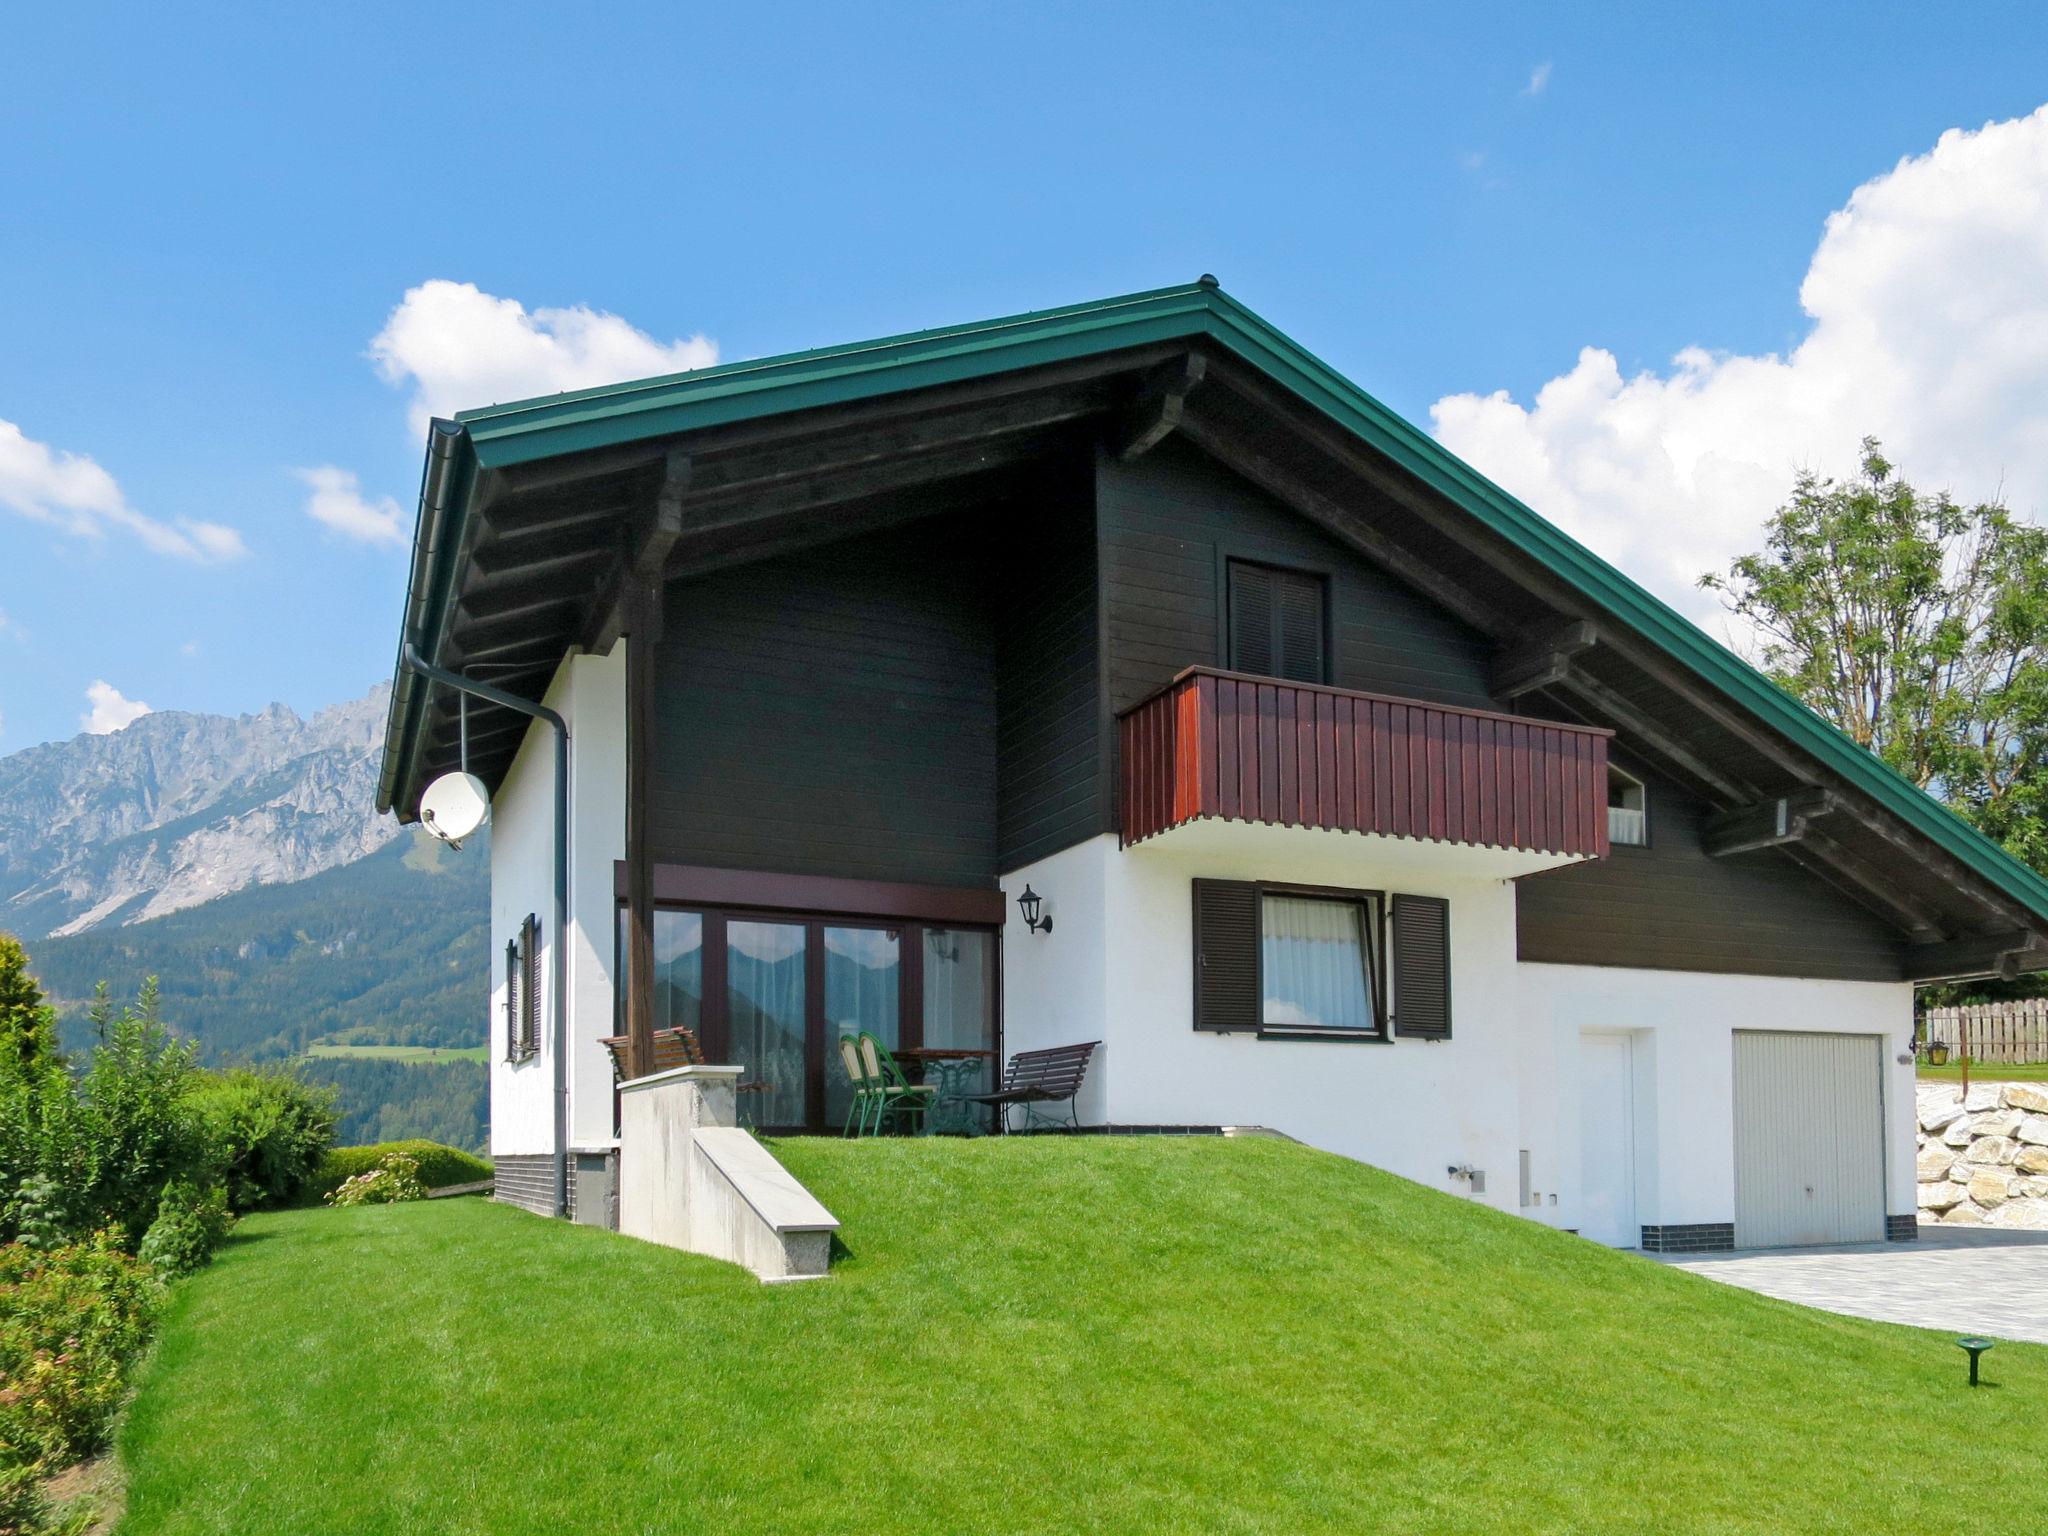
[1732,1031,1885,1248]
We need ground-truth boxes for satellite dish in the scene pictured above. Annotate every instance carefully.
[419,771,490,849]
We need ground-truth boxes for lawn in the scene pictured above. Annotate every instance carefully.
[119,1137,2039,1535]
[1918,1059,2048,1082]
[302,1042,488,1063]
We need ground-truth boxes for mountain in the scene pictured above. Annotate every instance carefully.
[31,827,489,1062]
[0,686,398,939]
[0,686,494,1150]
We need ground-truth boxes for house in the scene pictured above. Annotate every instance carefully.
[374,279,2048,1252]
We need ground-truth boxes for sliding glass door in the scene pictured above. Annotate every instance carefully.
[629,907,992,1133]
[726,921,808,1130]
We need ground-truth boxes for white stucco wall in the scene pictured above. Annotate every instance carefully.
[1514,962,1917,1235]
[1002,828,1539,1210]
[999,826,1918,1241]
[487,646,627,1157]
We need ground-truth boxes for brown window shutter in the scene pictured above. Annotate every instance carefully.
[504,938,520,1062]
[1276,569,1326,684]
[1391,894,1451,1040]
[1227,562,1276,676]
[519,913,542,1058]
[1192,879,1260,1032]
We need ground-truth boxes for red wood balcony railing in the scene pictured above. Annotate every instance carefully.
[1118,668,1612,857]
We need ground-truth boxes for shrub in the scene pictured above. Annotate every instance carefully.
[326,1152,426,1207]
[71,982,217,1242]
[186,1067,339,1212]
[308,1140,491,1201]
[0,1232,163,1481]
[136,1182,234,1277]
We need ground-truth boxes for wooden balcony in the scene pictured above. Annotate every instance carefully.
[1118,668,1612,858]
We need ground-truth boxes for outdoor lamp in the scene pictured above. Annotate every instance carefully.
[1927,1039,1951,1065]
[1017,884,1053,934]
[1956,1336,1994,1386]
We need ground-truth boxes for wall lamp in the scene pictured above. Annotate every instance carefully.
[1016,884,1053,934]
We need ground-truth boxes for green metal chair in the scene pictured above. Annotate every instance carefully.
[857,1031,936,1136]
[837,1033,876,1137]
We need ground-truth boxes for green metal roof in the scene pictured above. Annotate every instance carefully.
[389,278,2048,929]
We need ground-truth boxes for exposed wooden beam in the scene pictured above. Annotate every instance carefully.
[1903,930,2048,984]
[1110,354,1207,460]
[585,451,691,655]
[455,583,585,631]
[1788,827,1947,941]
[1702,787,1840,858]
[496,442,669,496]
[1175,411,1508,638]
[1490,620,1599,700]
[470,527,615,581]
[1546,665,1758,804]
[482,491,642,543]
[690,385,1102,502]
[445,631,568,666]
[669,433,1052,551]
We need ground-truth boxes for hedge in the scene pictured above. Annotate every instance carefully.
[305,1141,492,1202]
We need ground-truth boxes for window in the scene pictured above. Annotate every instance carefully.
[616,906,1000,1133]
[1228,559,1327,683]
[1260,893,1380,1034]
[1607,765,1647,847]
[507,914,540,1062]
[1194,879,1450,1041]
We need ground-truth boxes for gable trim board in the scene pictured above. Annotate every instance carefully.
[377,279,2048,964]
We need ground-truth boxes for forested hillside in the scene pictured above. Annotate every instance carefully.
[25,828,490,1148]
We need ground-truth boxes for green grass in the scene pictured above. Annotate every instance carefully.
[1918,1059,2048,1081]
[119,1138,2041,1535]
[303,1042,488,1063]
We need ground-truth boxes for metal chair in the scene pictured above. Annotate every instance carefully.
[857,1031,936,1136]
[837,1033,876,1137]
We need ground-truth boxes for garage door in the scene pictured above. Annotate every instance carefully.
[1732,1031,1885,1248]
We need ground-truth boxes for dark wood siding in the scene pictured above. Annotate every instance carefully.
[994,460,1101,869]
[1516,768,1905,981]
[1098,437,1496,715]
[652,514,999,887]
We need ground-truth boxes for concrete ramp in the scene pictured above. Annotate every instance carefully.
[617,1065,839,1281]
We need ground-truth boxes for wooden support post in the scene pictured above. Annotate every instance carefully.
[622,576,660,1084]
[621,451,688,1083]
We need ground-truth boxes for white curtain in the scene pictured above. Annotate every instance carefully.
[728,921,808,1126]
[1261,896,1374,1030]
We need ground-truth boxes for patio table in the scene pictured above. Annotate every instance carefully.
[895,1047,995,1136]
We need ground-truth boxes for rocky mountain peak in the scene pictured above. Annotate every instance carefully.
[0,682,399,939]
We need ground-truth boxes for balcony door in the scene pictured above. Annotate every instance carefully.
[631,905,993,1134]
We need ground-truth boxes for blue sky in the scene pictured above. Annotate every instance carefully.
[4,3,2047,750]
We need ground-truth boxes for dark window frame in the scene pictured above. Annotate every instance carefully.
[1222,555,1332,685]
[615,899,1003,1135]
[1252,880,1388,1043]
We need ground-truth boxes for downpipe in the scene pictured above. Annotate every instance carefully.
[401,642,572,1218]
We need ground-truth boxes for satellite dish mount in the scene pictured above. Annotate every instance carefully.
[420,691,490,849]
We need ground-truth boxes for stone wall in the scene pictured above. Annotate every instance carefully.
[1916,1082,2048,1229]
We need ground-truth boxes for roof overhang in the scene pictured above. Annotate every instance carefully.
[375,278,2048,978]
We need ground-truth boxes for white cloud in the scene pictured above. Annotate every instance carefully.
[369,280,719,436]
[0,418,247,562]
[1522,62,1552,98]
[0,610,22,644]
[81,680,152,735]
[1431,105,2048,631]
[298,465,406,547]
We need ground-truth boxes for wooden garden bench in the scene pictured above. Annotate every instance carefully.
[598,1025,706,1082]
[967,1041,1100,1132]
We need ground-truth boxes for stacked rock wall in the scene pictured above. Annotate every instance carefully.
[1915,1081,2048,1229]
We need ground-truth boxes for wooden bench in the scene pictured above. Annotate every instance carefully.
[598,1025,706,1082]
[967,1041,1100,1132]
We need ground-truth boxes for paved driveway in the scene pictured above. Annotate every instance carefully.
[1654,1227,2048,1344]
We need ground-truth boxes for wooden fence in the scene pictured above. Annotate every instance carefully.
[1918,1001,2048,1064]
